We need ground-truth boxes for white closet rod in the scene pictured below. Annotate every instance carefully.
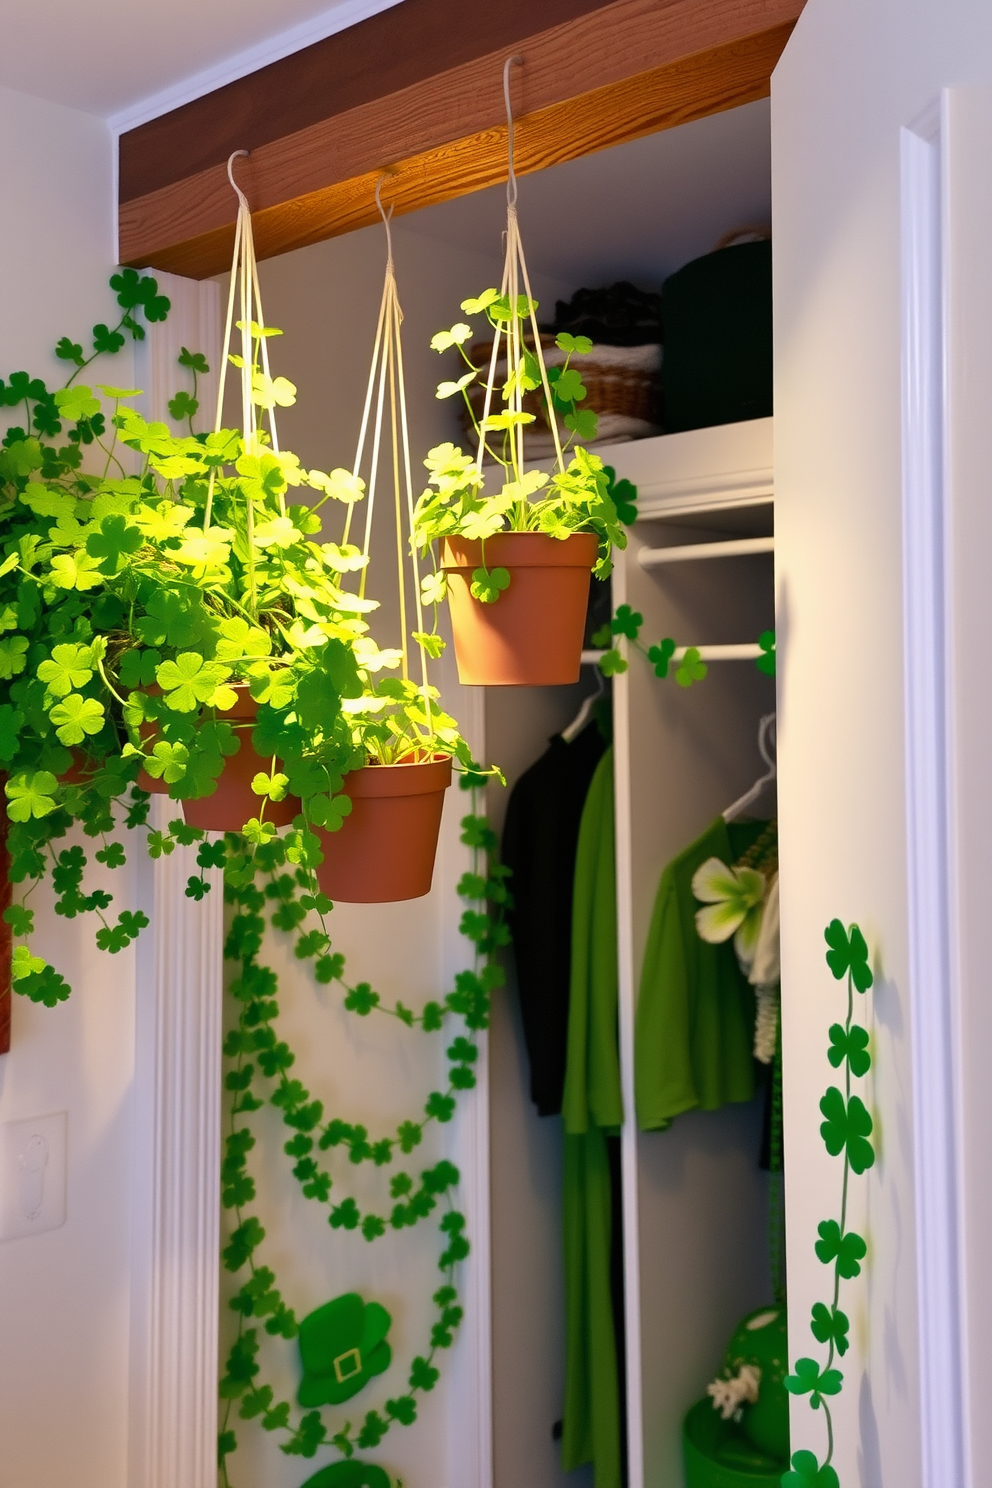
[581,643,763,665]
[638,536,774,567]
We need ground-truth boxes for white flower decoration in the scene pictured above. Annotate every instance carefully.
[692,857,766,969]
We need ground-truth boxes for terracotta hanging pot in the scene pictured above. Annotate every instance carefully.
[180,691,300,832]
[60,752,96,787]
[314,754,452,903]
[441,531,599,685]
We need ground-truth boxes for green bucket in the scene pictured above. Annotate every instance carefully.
[683,1398,788,1488]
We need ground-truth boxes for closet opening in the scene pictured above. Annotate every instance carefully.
[226,92,778,1488]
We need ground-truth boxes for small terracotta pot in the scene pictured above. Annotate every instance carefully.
[441,531,598,685]
[314,754,452,903]
[60,752,94,787]
[180,691,301,833]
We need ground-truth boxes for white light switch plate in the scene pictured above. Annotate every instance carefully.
[0,1111,67,1240]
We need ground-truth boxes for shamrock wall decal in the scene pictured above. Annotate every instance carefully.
[784,1356,843,1411]
[782,1449,840,1487]
[784,918,875,1487]
[818,1088,875,1174]
[298,1294,392,1407]
[823,919,873,991]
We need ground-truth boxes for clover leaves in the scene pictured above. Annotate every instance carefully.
[784,1357,843,1410]
[824,918,873,991]
[810,1302,850,1357]
[782,1449,840,1487]
[216,804,501,1478]
[590,609,714,690]
[469,565,510,604]
[819,1087,875,1174]
[814,1219,867,1279]
[156,652,234,712]
[414,286,624,582]
[828,1022,870,1077]
[49,692,105,745]
[787,919,875,1485]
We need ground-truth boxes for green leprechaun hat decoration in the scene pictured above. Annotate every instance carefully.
[298,1293,392,1408]
[300,1461,393,1488]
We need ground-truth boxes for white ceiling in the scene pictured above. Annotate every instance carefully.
[401,98,771,292]
[0,0,402,128]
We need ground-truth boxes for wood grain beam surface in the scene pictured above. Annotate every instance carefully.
[119,0,610,202]
[120,0,802,278]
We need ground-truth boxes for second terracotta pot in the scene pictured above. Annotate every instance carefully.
[314,754,452,903]
[180,691,301,833]
[441,531,598,685]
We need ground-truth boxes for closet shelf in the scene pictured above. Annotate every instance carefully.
[581,643,763,665]
[638,536,774,567]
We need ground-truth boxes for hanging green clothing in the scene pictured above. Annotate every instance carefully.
[635,816,767,1132]
[561,749,624,1488]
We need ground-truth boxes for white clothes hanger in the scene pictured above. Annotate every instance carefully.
[723,712,777,821]
[561,662,606,744]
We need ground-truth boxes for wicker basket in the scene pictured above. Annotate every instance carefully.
[462,338,662,442]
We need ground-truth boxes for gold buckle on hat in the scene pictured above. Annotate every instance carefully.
[333,1347,362,1384]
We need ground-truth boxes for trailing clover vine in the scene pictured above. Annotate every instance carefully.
[214,787,509,1484]
[593,603,776,687]
[782,919,874,1488]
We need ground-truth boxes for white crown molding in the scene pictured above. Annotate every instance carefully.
[108,0,405,137]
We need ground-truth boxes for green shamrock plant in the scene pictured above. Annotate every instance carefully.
[411,284,628,629]
[1,265,482,1004]
[469,565,510,604]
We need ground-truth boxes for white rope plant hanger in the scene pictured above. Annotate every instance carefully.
[211,153,435,752]
[474,56,570,493]
[206,151,297,619]
[343,178,434,741]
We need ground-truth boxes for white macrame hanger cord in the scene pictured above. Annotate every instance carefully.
[495,56,567,478]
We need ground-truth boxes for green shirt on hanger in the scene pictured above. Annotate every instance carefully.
[635,817,766,1132]
[562,748,623,1139]
[561,749,624,1488]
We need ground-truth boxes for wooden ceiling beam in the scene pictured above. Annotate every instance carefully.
[119,0,803,279]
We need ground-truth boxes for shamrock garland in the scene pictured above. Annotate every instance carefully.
[215,786,509,1485]
[782,919,874,1488]
[593,604,775,688]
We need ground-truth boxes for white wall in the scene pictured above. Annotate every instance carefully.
[774,5,992,1485]
[0,85,139,1488]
